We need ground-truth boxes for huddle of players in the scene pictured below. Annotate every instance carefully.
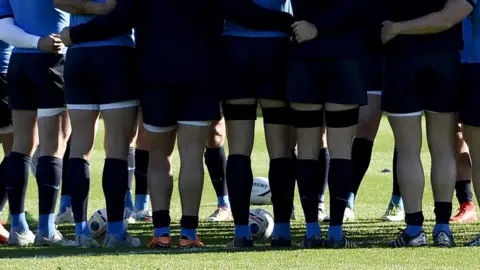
[1,0,480,250]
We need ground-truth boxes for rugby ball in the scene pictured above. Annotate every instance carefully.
[251,177,272,205]
[88,208,128,237]
[249,209,274,240]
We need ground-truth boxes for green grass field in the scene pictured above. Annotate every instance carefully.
[1,117,480,269]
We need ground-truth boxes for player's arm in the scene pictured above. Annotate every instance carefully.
[67,0,136,46]
[382,0,476,43]
[54,0,116,16]
[292,0,365,43]
[221,0,294,34]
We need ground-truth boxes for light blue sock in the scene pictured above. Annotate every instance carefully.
[406,225,423,237]
[390,195,404,210]
[347,192,355,210]
[318,194,325,203]
[11,212,29,233]
[433,224,451,236]
[154,227,170,238]
[218,195,230,209]
[125,190,134,211]
[134,194,149,212]
[235,225,251,238]
[181,228,197,240]
[306,222,321,238]
[75,221,90,236]
[108,221,126,238]
[272,223,291,240]
[328,225,343,241]
[59,195,71,213]
[38,214,55,238]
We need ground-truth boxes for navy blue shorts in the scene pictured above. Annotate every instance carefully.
[382,52,460,115]
[7,53,65,111]
[0,73,12,130]
[64,46,138,110]
[221,36,289,101]
[141,85,221,130]
[286,58,367,105]
[459,63,480,127]
[361,54,383,93]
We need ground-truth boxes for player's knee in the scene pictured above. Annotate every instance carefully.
[222,103,257,121]
[325,108,359,128]
[262,107,290,125]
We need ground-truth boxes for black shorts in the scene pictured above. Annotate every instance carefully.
[141,85,221,130]
[222,36,289,101]
[459,63,480,127]
[64,46,138,110]
[286,58,367,105]
[0,73,12,130]
[382,52,460,115]
[7,53,65,111]
[361,54,383,93]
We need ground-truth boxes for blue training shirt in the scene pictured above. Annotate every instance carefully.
[223,0,291,37]
[0,0,12,73]
[8,0,69,53]
[462,0,480,63]
[70,0,134,48]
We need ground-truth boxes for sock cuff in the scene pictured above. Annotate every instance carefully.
[10,152,31,162]
[38,156,63,166]
[152,210,171,228]
[227,154,250,162]
[405,211,424,226]
[353,138,374,147]
[104,158,128,166]
[180,215,199,229]
[69,157,90,166]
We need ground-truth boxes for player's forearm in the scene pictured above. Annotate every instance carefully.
[0,17,40,49]
[69,0,135,44]
[54,0,113,15]
[312,0,364,35]
[222,0,294,34]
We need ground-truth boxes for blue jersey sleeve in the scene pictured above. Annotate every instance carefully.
[0,0,13,18]
[467,0,478,7]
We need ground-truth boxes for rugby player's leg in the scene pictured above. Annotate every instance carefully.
[56,138,73,223]
[0,76,12,220]
[125,131,136,216]
[133,110,151,220]
[451,123,476,222]
[205,117,231,222]
[223,98,256,245]
[318,128,330,222]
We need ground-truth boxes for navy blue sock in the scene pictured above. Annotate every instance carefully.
[434,202,452,235]
[328,225,343,240]
[6,152,30,216]
[125,147,135,211]
[134,149,149,211]
[392,149,401,197]
[455,180,473,204]
[103,158,128,237]
[36,156,62,237]
[296,159,321,226]
[69,158,90,227]
[318,148,329,203]
[269,158,295,232]
[0,156,8,211]
[405,212,424,236]
[350,138,373,197]
[205,146,228,205]
[60,139,71,211]
[235,225,251,238]
[329,159,353,226]
[226,155,253,228]
[152,210,171,237]
[181,215,199,240]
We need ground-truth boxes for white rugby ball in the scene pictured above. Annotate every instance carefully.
[249,209,274,240]
[88,208,128,238]
[251,177,272,205]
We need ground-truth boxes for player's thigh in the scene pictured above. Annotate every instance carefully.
[0,74,12,134]
[424,52,460,114]
[6,53,36,111]
[286,61,323,106]
[327,58,367,107]
[458,63,480,128]
[382,55,423,116]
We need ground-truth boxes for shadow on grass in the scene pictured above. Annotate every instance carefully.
[1,220,479,259]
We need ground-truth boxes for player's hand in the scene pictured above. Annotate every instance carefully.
[292,21,318,43]
[60,27,73,47]
[381,21,399,44]
[37,34,65,53]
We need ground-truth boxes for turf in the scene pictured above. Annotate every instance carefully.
[1,117,480,269]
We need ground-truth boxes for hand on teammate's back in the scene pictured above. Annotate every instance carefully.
[292,21,318,43]
[59,27,73,47]
[37,34,65,53]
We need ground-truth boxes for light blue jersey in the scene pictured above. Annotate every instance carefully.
[8,0,69,53]
[223,0,291,37]
[70,0,134,48]
[0,0,12,72]
[462,0,480,63]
